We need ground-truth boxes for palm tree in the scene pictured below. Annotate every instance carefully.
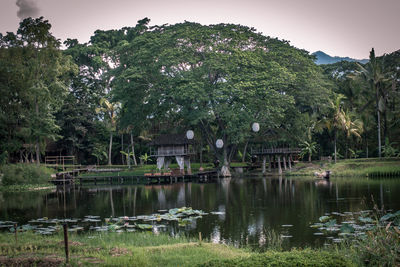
[356,48,388,158]
[342,110,363,158]
[323,94,346,163]
[96,98,119,165]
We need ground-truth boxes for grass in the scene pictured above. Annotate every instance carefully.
[287,158,400,178]
[0,231,250,266]
[1,227,396,267]
[0,230,368,267]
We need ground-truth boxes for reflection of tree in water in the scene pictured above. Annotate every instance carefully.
[2,178,400,248]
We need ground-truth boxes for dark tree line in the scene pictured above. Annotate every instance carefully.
[0,17,399,167]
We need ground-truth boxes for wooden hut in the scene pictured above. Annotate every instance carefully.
[149,134,195,174]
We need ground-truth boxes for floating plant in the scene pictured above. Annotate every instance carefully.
[1,207,211,235]
[310,209,400,244]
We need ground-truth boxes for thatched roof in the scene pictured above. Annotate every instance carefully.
[149,134,195,146]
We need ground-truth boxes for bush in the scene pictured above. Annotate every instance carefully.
[200,249,354,267]
[0,164,53,186]
[348,226,400,266]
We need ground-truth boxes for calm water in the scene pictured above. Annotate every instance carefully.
[1,175,400,248]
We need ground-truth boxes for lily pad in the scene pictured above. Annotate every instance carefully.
[319,216,331,223]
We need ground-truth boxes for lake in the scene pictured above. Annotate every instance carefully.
[1,175,400,248]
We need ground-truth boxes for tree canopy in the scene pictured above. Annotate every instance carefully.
[112,21,331,172]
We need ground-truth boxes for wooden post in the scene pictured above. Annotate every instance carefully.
[63,224,69,263]
[277,155,282,175]
[288,154,292,170]
[283,155,287,171]
[268,155,272,172]
[14,224,17,244]
[273,155,276,169]
[262,156,266,174]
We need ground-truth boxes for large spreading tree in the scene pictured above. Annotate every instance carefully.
[113,20,330,175]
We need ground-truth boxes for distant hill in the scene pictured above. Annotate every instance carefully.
[312,51,369,65]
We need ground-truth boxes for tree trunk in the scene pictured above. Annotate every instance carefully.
[108,132,113,165]
[308,153,311,163]
[35,101,40,165]
[121,134,125,165]
[376,90,382,158]
[127,146,131,169]
[242,141,248,163]
[130,133,137,166]
[333,130,337,163]
[221,145,231,177]
[199,138,203,166]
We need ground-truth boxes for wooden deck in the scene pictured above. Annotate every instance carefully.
[50,170,219,185]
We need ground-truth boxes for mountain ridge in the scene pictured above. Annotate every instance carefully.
[312,50,369,65]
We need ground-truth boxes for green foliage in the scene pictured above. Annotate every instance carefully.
[0,164,53,186]
[0,17,77,162]
[113,20,330,166]
[139,153,151,164]
[344,221,400,266]
[91,143,108,165]
[382,138,399,158]
[200,249,354,267]
[299,141,317,162]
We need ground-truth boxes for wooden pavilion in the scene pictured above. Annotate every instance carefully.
[149,134,195,175]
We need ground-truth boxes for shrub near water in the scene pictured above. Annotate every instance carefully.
[0,164,53,186]
[200,249,355,267]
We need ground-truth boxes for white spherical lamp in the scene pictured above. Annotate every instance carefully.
[216,139,224,148]
[186,130,194,140]
[252,122,260,132]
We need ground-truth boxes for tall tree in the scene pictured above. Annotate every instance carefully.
[113,21,330,175]
[0,17,76,164]
[356,48,388,158]
[96,98,119,165]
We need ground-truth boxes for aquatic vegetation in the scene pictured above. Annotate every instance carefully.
[310,209,400,245]
[1,207,214,236]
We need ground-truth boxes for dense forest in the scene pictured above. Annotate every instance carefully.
[1,17,399,167]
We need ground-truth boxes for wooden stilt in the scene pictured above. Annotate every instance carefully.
[268,156,272,172]
[262,156,266,174]
[283,155,287,171]
[277,155,282,174]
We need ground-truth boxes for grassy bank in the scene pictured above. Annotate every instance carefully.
[287,158,400,178]
[0,231,356,267]
[0,164,56,191]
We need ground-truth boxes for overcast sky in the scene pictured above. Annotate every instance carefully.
[1,0,399,59]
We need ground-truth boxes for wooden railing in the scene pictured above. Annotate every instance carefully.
[45,156,76,169]
[150,147,196,157]
[250,147,301,155]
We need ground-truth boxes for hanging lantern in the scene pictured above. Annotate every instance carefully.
[216,139,224,148]
[186,130,194,140]
[252,122,260,132]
